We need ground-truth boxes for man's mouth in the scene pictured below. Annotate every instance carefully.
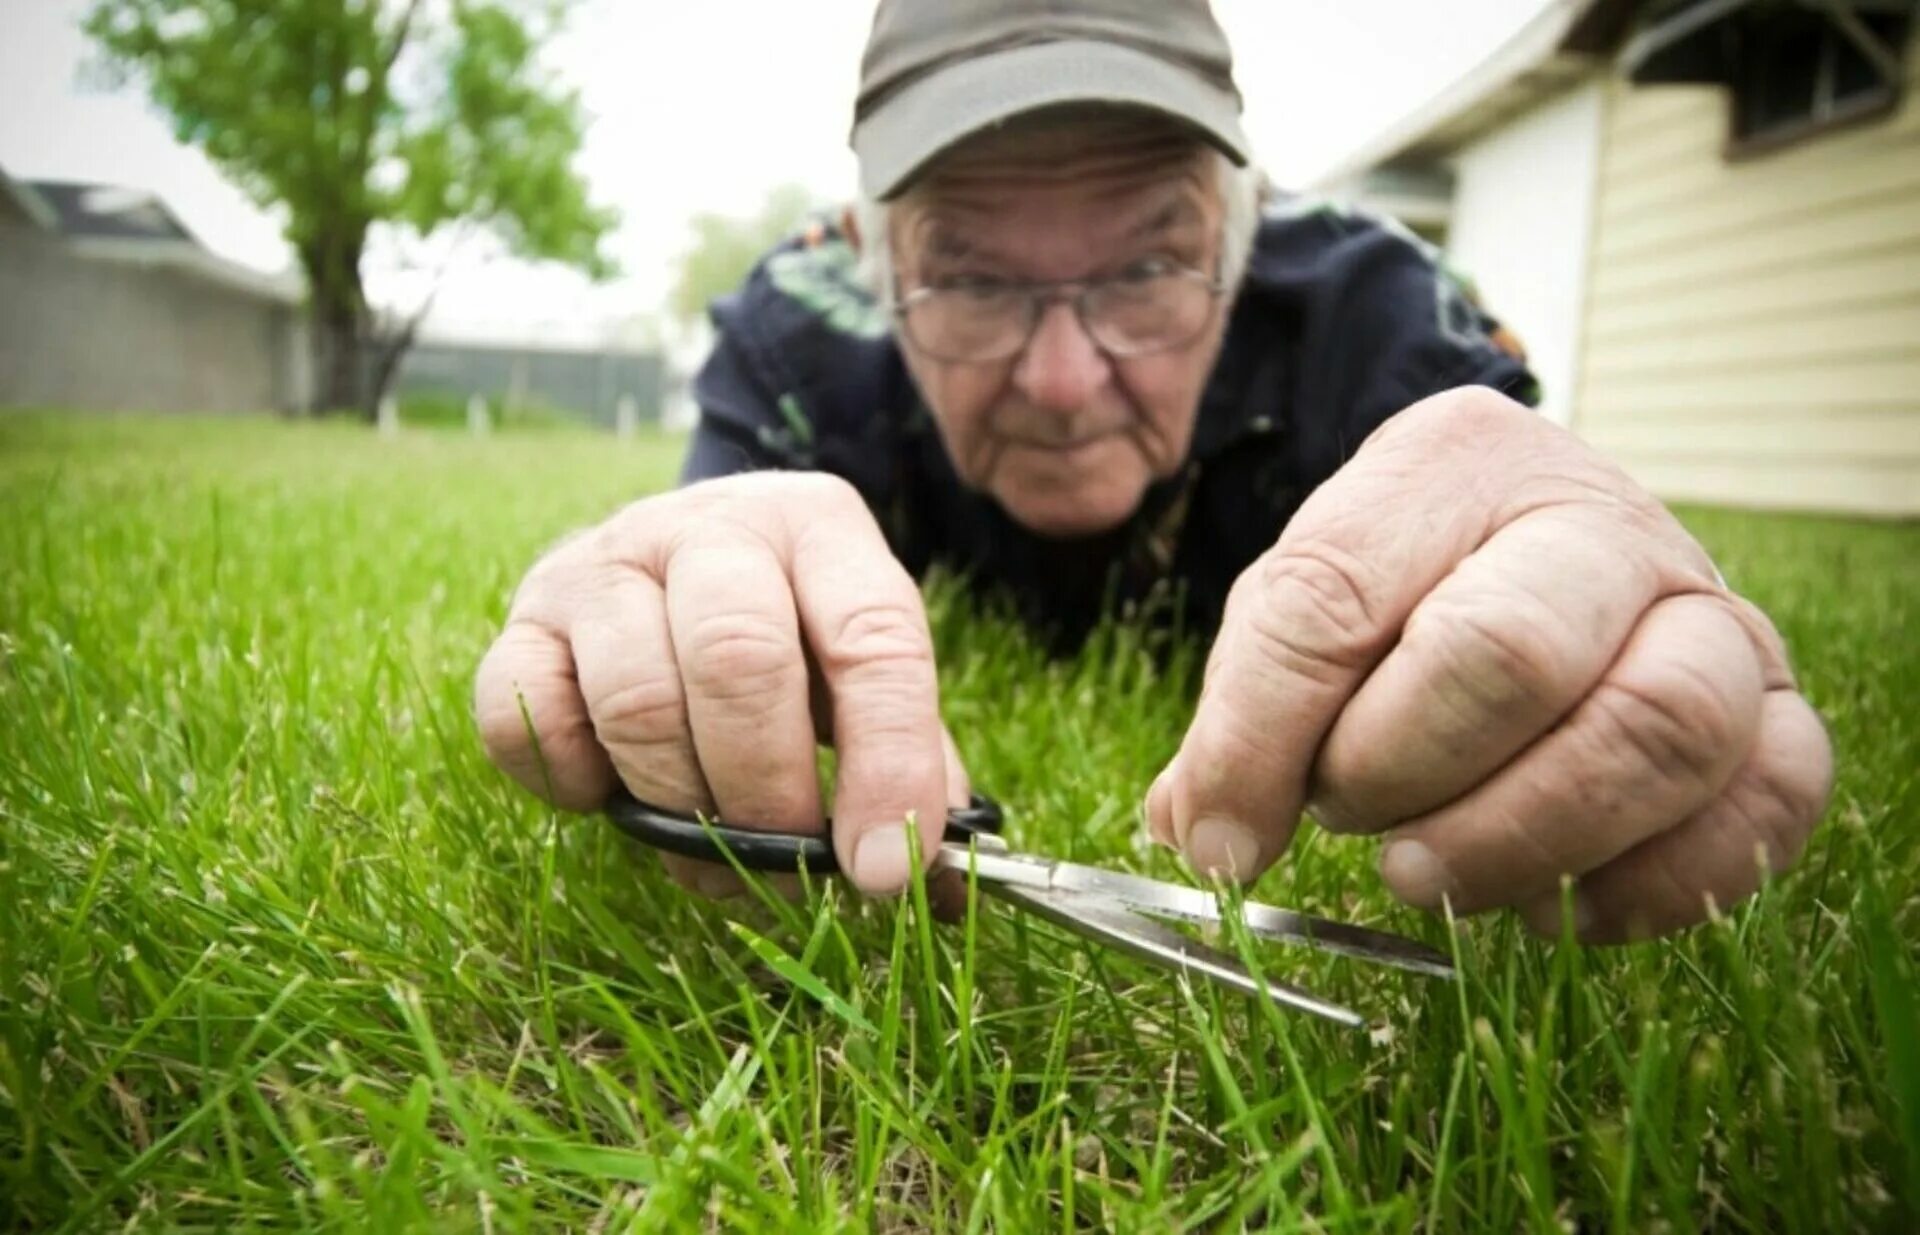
[1001,426,1122,452]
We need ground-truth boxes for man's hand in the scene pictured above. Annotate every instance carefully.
[1145,387,1832,942]
[474,472,968,897]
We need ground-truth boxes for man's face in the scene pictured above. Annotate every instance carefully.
[886,119,1231,538]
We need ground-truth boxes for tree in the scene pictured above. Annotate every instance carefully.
[667,183,819,331]
[85,0,618,417]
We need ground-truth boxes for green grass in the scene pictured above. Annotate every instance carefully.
[1,411,1915,1232]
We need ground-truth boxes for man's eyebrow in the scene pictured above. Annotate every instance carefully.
[905,211,988,266]
[1125,193,1204,241]
[909,183,1206,268]
[924,228,976,262]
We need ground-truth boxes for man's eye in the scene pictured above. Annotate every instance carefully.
[1114,257,1175,284]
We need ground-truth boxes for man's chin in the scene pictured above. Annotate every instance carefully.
[994,481,1144,539]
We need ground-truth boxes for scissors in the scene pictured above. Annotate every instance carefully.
[605,788,1453,1028]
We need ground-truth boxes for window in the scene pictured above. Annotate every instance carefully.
[1726,7,1910,155]
[1622,0,1914,158]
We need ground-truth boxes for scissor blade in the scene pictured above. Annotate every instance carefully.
[980,882,1365,1028]
[940,845,1453,979]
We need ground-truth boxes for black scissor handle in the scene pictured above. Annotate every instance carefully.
[604,788,1005,875]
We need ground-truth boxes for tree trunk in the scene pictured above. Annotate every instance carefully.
[315,299,365,415]
[301,229,370,417]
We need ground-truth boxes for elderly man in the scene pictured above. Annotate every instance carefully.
[475,0,1832,943]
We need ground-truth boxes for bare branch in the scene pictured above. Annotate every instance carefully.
[381,0,425,76]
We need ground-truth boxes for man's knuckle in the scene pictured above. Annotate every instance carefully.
[1745,729,1828,863]
[1414,588,1573,718]
[586,671,691,751]
[679,612,803,702]
[840,704,943,773]
[473,681,609,808]
[1494,804,1581,896]
[1383,384,1530,450]
[1592,661,1743,789]
[475,694,540,764]
[819,602,932,678]
[787,470,864,511]
[1242,545,1379,679]
[1635,837,1718,924]
[1726,594,1796,687]
[668,473,748,510]
[473,632,560,755]
[1718,783,1801,875]
[597,489,683,552]
[1675,790,1782,913]
[513,541,605,619]
[1444,387,1536,447]
[618,485,774,565]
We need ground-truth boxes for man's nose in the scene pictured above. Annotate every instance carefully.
[1012,300,1111,412]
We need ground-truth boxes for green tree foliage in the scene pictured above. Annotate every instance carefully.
[667,183,819,330]
[84,0,619,416]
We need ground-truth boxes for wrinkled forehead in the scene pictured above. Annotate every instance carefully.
[895,108,1220,263]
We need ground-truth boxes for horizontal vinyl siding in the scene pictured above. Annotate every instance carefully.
[1575,33,1920,515]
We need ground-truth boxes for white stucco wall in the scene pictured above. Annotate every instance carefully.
[1445,78,1605,426]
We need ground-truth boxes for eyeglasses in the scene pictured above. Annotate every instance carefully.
[892,257,1226,364]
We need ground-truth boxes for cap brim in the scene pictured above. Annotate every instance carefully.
[854,39,1251,200]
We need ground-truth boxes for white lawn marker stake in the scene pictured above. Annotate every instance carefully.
[467,393,491,437]
[615,393,638,439]
[377,393,399,437]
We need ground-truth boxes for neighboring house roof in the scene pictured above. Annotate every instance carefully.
[0,162,302,304]
[1312,0,1640,191]
[0,168,60,229]
[24,178,200,244]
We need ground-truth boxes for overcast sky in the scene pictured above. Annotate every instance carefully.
[1,0,1551,346]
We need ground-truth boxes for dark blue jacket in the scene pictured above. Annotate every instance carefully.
[685,201,1538,649]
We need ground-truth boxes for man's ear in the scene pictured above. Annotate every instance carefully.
[840,205,863,254]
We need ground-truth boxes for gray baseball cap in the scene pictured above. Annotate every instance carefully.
[852,0,1251,200]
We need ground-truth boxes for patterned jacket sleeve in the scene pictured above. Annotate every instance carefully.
[680,319,792,484]
[679,221,901,489]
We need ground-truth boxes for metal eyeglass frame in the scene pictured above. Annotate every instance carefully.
[890,258,1228,364]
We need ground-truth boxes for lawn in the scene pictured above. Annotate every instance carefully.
[1,412,1915,1232]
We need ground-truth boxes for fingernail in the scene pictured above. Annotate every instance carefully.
[1185,816,1262,880]
[852,827,911,894]
[1380,839,1454,909]
[1145,768,1177,849]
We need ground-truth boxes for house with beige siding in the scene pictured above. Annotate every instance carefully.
[1318,0,1919,516]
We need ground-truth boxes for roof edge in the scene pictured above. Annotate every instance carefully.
[0,166,61,231]
[67,235,305,304]
[1309,0,1616,190]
